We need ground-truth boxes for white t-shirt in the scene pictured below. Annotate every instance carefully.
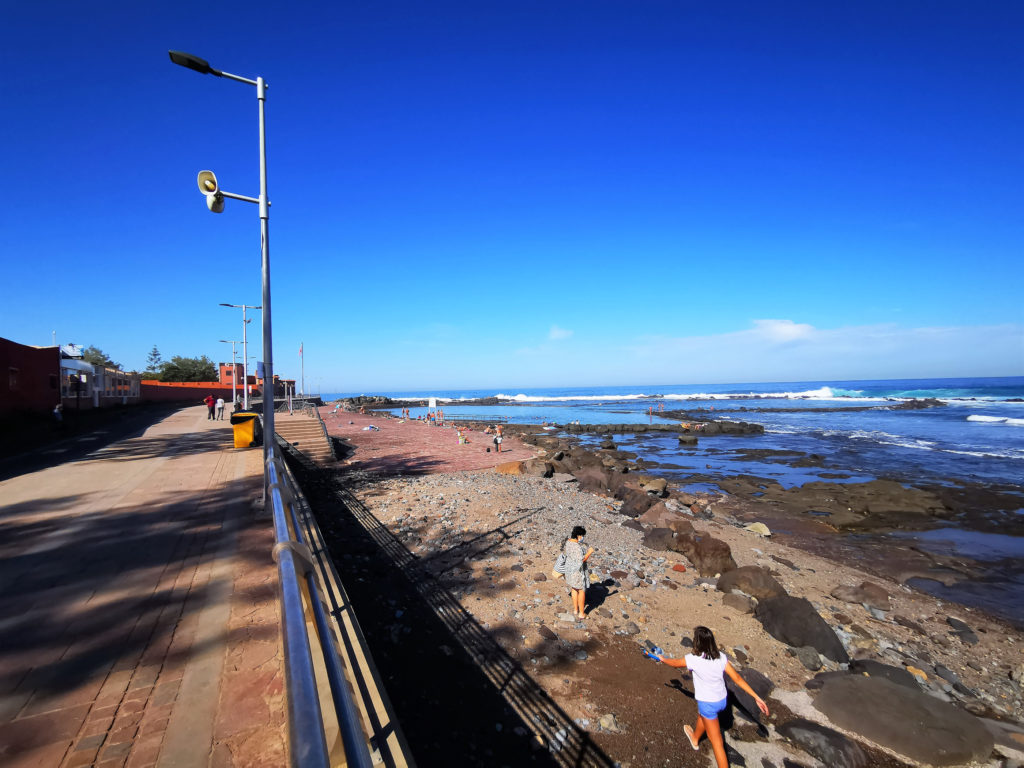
[685,652,728,703]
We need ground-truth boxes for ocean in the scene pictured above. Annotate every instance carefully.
[325,377,1024,490]
[323,377,1024,624]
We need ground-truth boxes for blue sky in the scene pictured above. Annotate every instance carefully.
[1,1,1022,392]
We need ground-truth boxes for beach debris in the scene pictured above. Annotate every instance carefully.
[744,522,772,536]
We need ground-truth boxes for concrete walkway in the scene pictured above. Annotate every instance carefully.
[0,406,286,768]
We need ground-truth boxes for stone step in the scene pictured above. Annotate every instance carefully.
[274,415,334,464]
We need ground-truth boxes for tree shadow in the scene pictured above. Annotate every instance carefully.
[293,460,616,768]
[0,422,266,744]
[0,404,185,482]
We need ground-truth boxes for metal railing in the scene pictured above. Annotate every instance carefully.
[266,440,377,768]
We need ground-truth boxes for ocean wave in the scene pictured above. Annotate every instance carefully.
[821,428,1024,459]
[495,393,654,402]
[967,415,1024,426]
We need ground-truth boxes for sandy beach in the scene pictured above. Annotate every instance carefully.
[313,409,1024,767]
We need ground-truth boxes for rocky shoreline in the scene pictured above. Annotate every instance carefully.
[318,412,1024,768]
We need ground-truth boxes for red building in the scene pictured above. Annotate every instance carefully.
[0,337,61,416]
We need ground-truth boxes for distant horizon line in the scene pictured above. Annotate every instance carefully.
[314,374,1024,397]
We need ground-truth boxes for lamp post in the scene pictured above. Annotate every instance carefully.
[172,49,275,468]
[220,303,260,409]
[218,339,242,408]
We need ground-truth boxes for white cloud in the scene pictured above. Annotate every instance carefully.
[549,325,574,340]
[624,320,1024,381]
[751,318,815,343]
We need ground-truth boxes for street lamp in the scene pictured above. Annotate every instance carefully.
[219,303,260,409]
[172,49,275,468]
[218,339,242,408]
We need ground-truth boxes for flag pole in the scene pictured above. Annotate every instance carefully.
[300,342,305,398]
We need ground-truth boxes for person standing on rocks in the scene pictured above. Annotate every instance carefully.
[563,526,594,620]
[652,626,769,768]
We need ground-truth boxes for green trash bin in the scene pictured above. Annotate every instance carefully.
[230,411,263,448]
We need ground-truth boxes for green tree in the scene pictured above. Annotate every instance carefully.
[81,345,121,370]
[160,355,217,382]
[144,345,164,379]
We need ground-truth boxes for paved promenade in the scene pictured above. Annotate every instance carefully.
[0,407,286,768]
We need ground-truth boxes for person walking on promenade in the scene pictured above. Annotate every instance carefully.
[215,397,225,420]
[651,626,769,767]
[204,394,216,420]
[562,526,594,620]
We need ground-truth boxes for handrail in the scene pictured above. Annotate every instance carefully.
[266,441,375,768]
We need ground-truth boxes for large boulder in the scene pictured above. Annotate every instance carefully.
[640,476,668,496]
[638,501,681,528]
[776,719,869,768]
[830,582,891,612]
[641,527,677,552]
[847,659,917,690]
[814,675,993,765]
[572,466,613,494]
[754,596,849,662]
[522,459,554,478]
[725,667,774,725]
[494,461,524,475]
[617,488,657,518]
[666,517,695,536]
[716,566,787,601]
[674,534,737,577]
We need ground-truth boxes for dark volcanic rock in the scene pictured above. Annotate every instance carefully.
[617,487,657,518]
[814,675,993,765]
[674,533,737,577]
[572,466,614,494]
[830,582,891,612]
[716,566,788,601]
[722,593,755,614]
[847,660,918,689]
[725,667,774,725]
[776,718,869,768]
[754,596,849,663]
[642,527,677,552]
[893,614,928,635]
[946,616,980,645]
[522,458,554,478]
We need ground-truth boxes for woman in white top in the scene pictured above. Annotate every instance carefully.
[653,626,769,768]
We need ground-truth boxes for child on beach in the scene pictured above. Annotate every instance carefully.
[651,626,769,768]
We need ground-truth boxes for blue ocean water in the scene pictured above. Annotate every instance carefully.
[326,377,1024,624]
[325,377,1024,491]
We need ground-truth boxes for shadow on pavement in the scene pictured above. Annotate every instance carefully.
[0,432,267,723]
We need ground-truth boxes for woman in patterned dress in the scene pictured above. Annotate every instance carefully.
[563,526,595,620]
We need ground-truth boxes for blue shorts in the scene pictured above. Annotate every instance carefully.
[697,697,727,719]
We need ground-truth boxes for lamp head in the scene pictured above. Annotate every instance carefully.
[168,50,221,76]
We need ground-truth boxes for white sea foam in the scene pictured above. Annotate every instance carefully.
[820,427,1023,459]
[967,415,1024,426]
[495,386,891,403]
[495,393,653,402]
